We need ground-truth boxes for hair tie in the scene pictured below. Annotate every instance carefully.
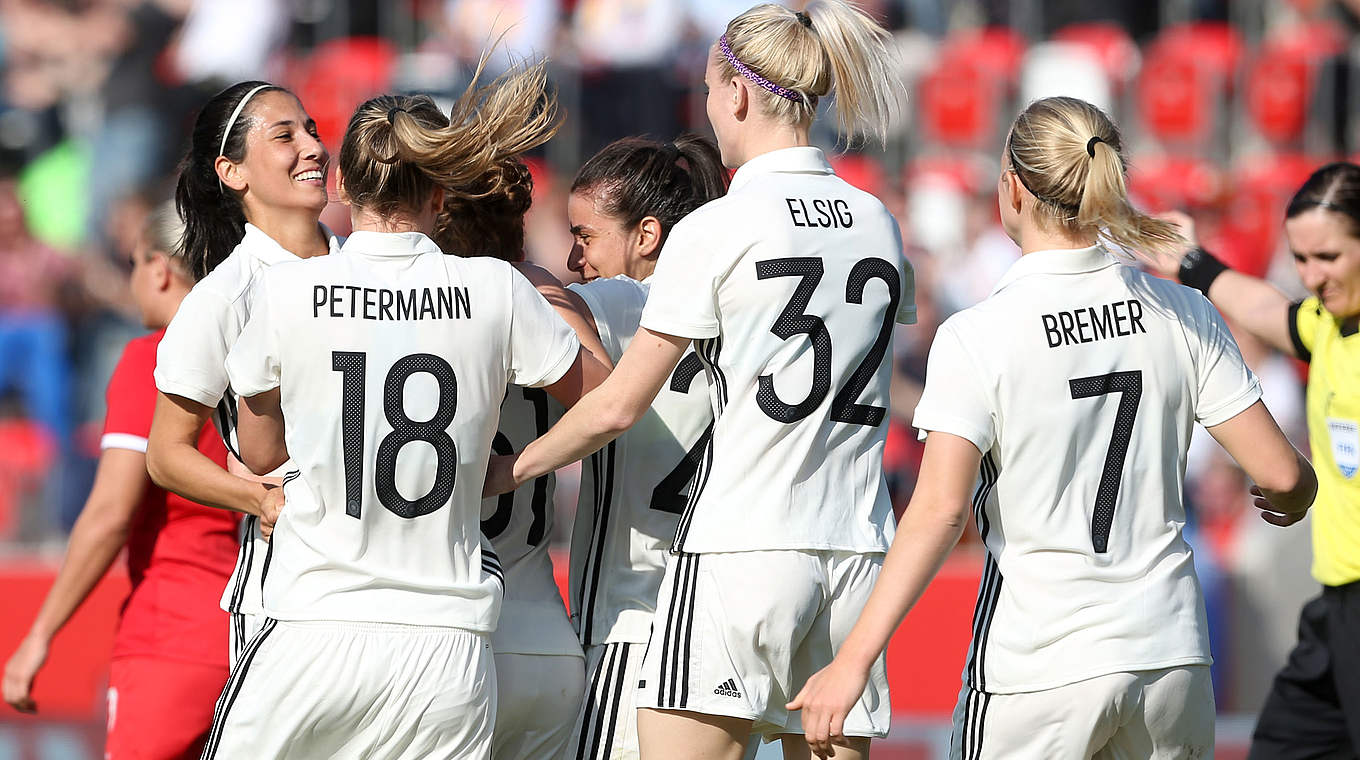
[387,107,407,125]
[795,10,813,28]
[1086,135,1104,158]
[218,83,272,192]
[659,142,681,163]
[718,34,805,104]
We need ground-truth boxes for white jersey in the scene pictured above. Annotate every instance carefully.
[639,147,916,554]
[566,275,713,645]
[913,245,1262,694]
[224,230,580,630]
[482,386,580,655]
[154,222,343,617]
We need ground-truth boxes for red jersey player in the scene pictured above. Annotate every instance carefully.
[3,202,240,759]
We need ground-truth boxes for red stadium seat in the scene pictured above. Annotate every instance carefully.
[1245,25,1346,147]
[1052,22,1140,90]
[1127,155,1224,212]
[918,59,1002,149]
[905,155,989,196]
[1153,22,1245,87]
[288,36,398,149]
[1224,153,1324,268]
[940,26,1027,83]
[1137,53,1213,146]
[831,155,887,197]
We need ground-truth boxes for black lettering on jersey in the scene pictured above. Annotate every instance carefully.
[316,285,473,321]
[785,198,854,228]
[1042,299,1149,348]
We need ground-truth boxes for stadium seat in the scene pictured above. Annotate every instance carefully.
[288,36,398,149]
[1052,22,1140,91]
[1245,25,1346,147]
[1225,153,1323,268]
[1127,155,1224,212]
[916,27,1026,150]
[1137,22,1243,151]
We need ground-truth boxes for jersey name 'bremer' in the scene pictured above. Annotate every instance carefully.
[313,284,472,321]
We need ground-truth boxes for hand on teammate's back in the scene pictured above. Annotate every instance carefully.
[256,485,285,540]
[786,658,872,758]
[2,634,48,713]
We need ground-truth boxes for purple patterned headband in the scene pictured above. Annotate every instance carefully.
[718,34,807,104]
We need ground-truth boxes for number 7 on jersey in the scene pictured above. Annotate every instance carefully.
[1068,370,1142,554]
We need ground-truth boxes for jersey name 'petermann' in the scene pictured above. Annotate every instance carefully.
[312,284,472,321]
[1041,298,1146,348]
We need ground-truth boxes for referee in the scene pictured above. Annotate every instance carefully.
[1169,162,1360,758]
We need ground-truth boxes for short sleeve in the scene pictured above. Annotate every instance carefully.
[155,286,236,407]
[507,268,581,388]
[101,337,157,452]
[897,250,918,325]
[911,321,996,453]
[225,277,282,398]
[1287,297,1322,362]
[1193,295,1263,428]
[568,277,648,362]
[639,216,721,339]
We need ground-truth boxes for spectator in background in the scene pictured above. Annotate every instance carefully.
[571,0,685,152]
[0,174,75,526]
[2,201,237,760]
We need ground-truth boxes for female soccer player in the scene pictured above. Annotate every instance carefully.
[211,65,605,759]
[561,134,727,760]
[1163,164,1360,759]
[787,96,1318,759]
[3,203,239,759]
[434,157,605,760]
[145,80,341,662]
[484,3,913,758]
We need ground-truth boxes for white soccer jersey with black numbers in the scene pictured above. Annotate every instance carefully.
[639,147,916,554]
[913,245,1261,694]
[224,230,580,630]
[155,223,343,618]
[482,387,581,655]
[566,275,713,645]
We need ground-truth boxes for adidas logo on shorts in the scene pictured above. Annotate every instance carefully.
[713,679,742,698]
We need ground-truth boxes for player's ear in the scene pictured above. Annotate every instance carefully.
[334,166,350,205]
[731,77,749,122]
[636,216,663,259]
[1005,169,1024,215]
[151,252,173,291]
[216,156,248,194]
[426,185,445,218]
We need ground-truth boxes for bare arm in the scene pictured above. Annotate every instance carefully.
[1207,400,1316,522]
[487,327,689,496]
[1155,212,1298,356]
[3,448,148,713]
[237,388,288,476]
[788,432,980,757]
[146,391,270,517]
[514,261,613,372]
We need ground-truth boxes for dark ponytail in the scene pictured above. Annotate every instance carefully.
[434,158,535,260]
[570,134,728,244]
[175,80,285,281]
[1286,162,1360,236]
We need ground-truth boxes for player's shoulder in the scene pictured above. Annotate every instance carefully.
[569,274,647,302]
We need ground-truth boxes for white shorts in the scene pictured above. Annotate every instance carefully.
[950,665,1214,760]
[492,652,585,760]
[637,550,890,740]
[570,642,647,760]
[227,611,265,666]
[203,619,496,759]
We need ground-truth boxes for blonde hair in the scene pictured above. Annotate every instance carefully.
[1006,96,1183,258]
[718,0,901,144]
[144,200,190,275]
[338,57,561,217]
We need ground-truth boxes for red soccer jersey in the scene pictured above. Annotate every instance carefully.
[101,330,239,666]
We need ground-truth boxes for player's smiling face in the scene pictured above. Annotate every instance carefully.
[1286,207,1360,321]
[567,189,634,281]
[224,90,329,217]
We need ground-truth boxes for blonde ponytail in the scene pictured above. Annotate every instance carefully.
[1007,96,1183,260]
[719,0,902,143]
[339,54,561,217]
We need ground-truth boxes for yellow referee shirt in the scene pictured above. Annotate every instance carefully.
[1289,297,1360,586]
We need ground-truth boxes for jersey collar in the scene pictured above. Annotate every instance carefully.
[729,146,834,193]
[990,244,1121,296]
[241,222,343,266]
[340,230,444,258]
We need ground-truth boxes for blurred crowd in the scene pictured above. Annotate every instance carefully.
[0,0,1357,712]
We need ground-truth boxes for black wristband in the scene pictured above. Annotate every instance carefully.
[1178,247,1230,295]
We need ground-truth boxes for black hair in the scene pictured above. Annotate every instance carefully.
[434,158,534,261]
[569,134,728,243]
[1286,162,1360,236]
[174,80,286,281]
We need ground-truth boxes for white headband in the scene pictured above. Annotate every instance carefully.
[217,84,272,191]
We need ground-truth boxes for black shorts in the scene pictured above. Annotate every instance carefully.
[1249,582,1360,760]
